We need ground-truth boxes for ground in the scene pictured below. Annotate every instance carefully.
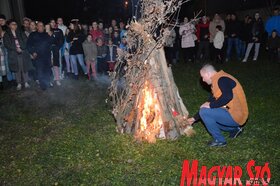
[0,59,279,185]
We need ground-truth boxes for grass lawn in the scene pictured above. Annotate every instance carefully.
[0,59,279,185]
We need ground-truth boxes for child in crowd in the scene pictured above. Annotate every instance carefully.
[266,30,280,62]
[96,38,108,75]
[213,25,224,63]
[82,34,97,79]
[119,36,127,51]
[112,31,121,46]
[106,39,117,72]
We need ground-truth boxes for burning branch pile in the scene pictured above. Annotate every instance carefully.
[109,0,195,143]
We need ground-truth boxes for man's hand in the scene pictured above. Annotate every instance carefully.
[16,48,22,53]
[187,117,195,125]
[200,102,210,108]
[31,52,37,60]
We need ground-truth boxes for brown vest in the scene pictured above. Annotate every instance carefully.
[211,70,249,125]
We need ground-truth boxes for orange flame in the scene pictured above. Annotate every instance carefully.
[138,81,163,142]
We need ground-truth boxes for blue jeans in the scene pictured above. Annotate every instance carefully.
[239,40,246,58]
[199,108,240,142]
[226,38,241,60]
[70,54,87,75]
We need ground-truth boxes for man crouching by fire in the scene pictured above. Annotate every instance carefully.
[188,64,248,147]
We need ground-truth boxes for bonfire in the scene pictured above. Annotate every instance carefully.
[109,0,195,143]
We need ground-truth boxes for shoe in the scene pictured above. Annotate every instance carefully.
[207,140,227,147]
[253,58,257,61]
[16,83,22,90]
[56,81,61,86]
[242,59,247,62]
[49,82,54,87]
[225,58,229,62]
[35,80,40,85]
[229,127,243,138]
[24,82,30,88]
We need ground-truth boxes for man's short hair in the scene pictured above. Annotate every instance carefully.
[200,64,216,73]
[0,14,6,20]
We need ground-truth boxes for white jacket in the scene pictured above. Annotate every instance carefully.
[179,23,196,48]
[213,31,224,49]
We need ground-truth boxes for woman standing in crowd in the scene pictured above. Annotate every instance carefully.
[196,16,210,61]
[242,12,264,62]
[209,13,225,61]
[82,34,97,80]
[0,26,7,89]
[163,25,176,65]
[96,37,108,75]
[90,21,103,42]
[106,38,117,71]
[179,17,196,63]
[64,28,74,77]
[49,19,64,86]
[225,13,241,61]
[3,19,33,90]
[66,21,87,79]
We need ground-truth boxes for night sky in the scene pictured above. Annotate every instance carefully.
[24,0,278,25]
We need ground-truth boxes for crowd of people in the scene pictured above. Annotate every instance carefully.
[174,8,280,64]
[0,8,279,91]
[0,15,128,91]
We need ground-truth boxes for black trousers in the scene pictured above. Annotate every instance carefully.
[97,57,108,75]
[197,40,210,60]
[37,58,51,90]
[182,47,195,63]
[51,46,60,67]
[215,48,223,63]
[164,47,175,65]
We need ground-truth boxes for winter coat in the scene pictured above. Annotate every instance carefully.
[239,22,253,42]
[66,30,86,55]
[0,38,6,76]
[196,22,210,41]
[250,18,264,43]
[179,23,196,48]
[267,35,280,49]
[213,31,224,49]
[90,29,103,42]
[164,28,176,47]
[26,31,54,62]
[225,20,241,38]
[209,19,225,42]
[97,45,107,58]
[82,40,98,62]
[3,29,33,72]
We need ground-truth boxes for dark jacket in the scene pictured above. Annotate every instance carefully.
[51,28,64,49]
[66,30,86,55]
[3,29,33,72]
[106,45,117,62]
[267,35,280,49]
[225,20,241,38]
[27,31,54,64]
[196,22,210,41]
[250,18,264,42]
[239,21,253,42]
[97,45,107,58]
